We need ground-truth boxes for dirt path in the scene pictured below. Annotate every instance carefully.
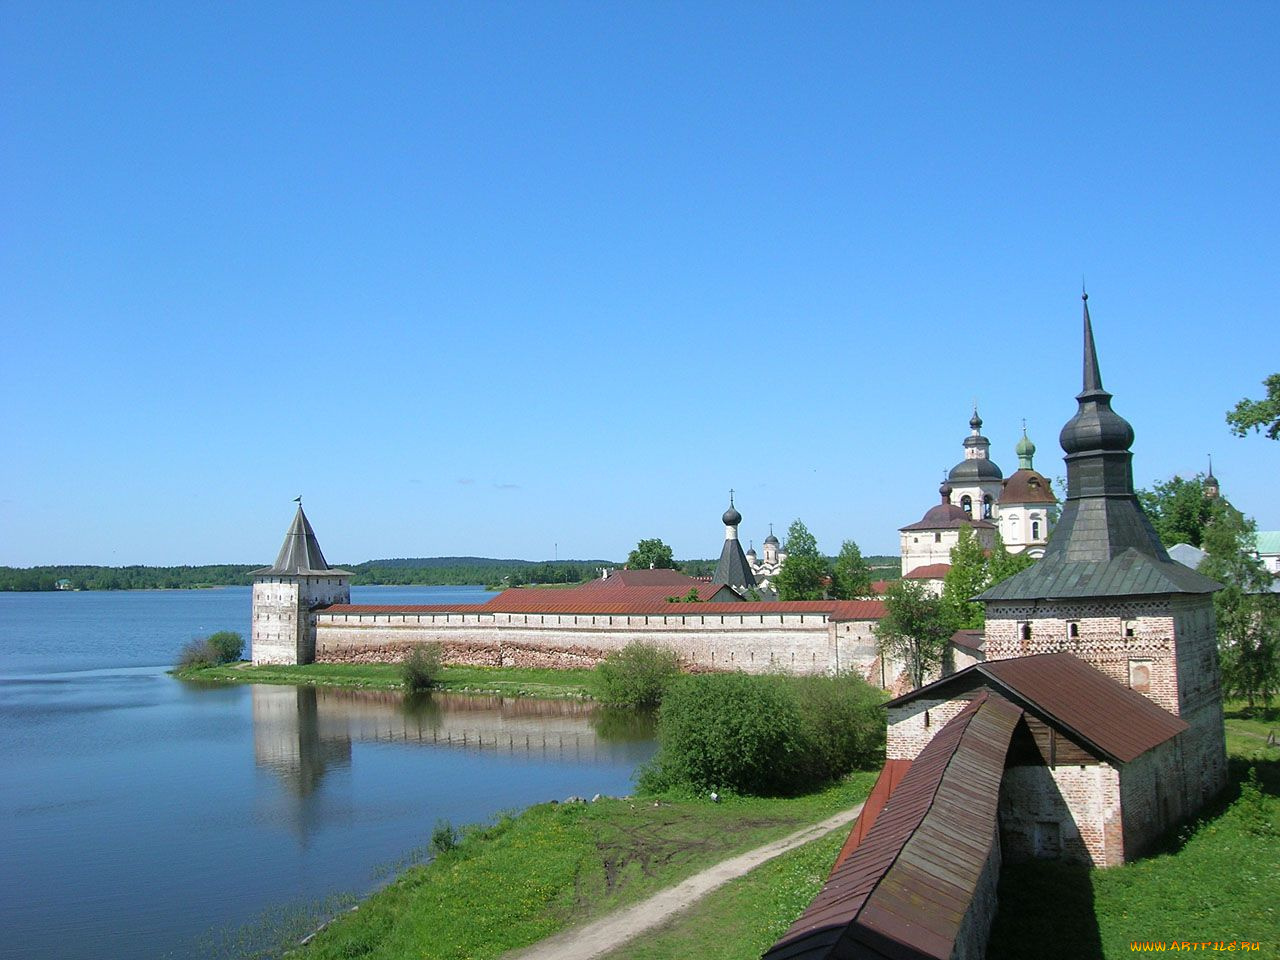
[503,803,864,960]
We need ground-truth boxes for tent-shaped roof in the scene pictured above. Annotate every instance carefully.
[979,296,1218,602]
[253,506,351,577]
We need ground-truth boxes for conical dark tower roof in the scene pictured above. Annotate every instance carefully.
[981,295,1219,600]
[711,492,758,591]
[253,505,352,576]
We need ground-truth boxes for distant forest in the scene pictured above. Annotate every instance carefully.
[0,555,900,592]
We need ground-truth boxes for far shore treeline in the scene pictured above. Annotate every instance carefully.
[0,554,900,592]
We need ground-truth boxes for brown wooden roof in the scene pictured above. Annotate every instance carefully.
[886,653,1188,764]
[765,693,1023,960]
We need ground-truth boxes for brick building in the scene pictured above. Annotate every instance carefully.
[766,294,1227,960]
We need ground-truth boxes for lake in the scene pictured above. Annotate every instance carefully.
[0,586,656,960]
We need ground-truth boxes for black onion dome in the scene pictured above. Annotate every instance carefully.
[722,500,742,526]
[764,532,780,545]
[1059,294,1135,457]
[948,458,1004,482]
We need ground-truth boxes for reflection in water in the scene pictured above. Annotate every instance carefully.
[252,686,352,797]
[251,685,649,797]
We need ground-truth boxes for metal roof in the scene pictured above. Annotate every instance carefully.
[764,693,1022,960]
[252,506,351,577]
[979,299,1218,602]
[978,547,1220,601]
[711,536,758,590]
[949,629,985,652]
[904,563,951,579]
[1255,531,1280,556]
[582,569,702,589]
[321,594,887,621]
[886,653,1188,765]
[998,469,1056,506]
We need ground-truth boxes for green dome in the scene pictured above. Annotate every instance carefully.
[1016,430,1036,469]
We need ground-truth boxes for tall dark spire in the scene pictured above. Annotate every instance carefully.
[979,294,1220,600]
[1081,292,1104,394]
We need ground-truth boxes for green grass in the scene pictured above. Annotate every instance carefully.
[599,825,848,960]
[287,773,876,960]
[987,719,1280,958]
[174,662,597,698]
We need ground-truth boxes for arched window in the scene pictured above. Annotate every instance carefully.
[1032,520,1041,540]
[960,495,973,517]
[982,494,993,519]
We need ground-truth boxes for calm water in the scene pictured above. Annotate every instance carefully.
[0,587,656,960]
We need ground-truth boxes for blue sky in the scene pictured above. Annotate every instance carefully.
[3,3,1277,566]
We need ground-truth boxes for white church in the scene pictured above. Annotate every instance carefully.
[899,410,1058,588]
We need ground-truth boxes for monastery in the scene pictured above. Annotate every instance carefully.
[764,294,1227,960]
[250,294,1230,958]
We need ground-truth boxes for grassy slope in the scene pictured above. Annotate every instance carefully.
[590,717,1280,960]
[288,773,877,960]
[176,662,597,699]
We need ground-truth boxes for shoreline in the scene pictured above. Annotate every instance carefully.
[174,661,599,699]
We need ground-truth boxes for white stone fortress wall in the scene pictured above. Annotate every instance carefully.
[314,607,885,680]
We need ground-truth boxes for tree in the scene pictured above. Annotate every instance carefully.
[783,519,819,558]
[775,519,827,600]
[831,539,874,600]
[1137,475,1214,548]
[1198,500,1280,712]
[1227,373,1280,440]
[987,531,1036,586]
[626,538,678,571]
[875,579,956,689]
[940,527,989,630]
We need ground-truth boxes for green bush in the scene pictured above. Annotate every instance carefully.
[206,631,244,663]
[592,641,682,709]
[176,630,244,669]
[177,637,217,669]
[789,673,886,776]
[640,671,885,796]
[401,643,443,692]
[429,819,460,856]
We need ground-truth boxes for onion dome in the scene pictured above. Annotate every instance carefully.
[763,526,780,546]
[949,406,1003,483]
[1204,456,1220,500]
[1015,428,1036,470]
[949,457,1004,483]
[1059,293,1135,457]
[722,491,742,527]
[745,543,758,560]
[940,479,953,502]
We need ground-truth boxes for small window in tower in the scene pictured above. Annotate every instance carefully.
[1019,622,1032,641]
[1124,618,1137,638]
[1068,621,1080,639]
[983,495,993,518]
[934,532,942,543]
[960,495,973,517]
[1032,520,1041,540]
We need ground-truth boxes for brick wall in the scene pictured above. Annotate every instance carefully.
[998,762,1123,867]
[886,697,978,760]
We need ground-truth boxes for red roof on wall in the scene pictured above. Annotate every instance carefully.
[322,593,887,621]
